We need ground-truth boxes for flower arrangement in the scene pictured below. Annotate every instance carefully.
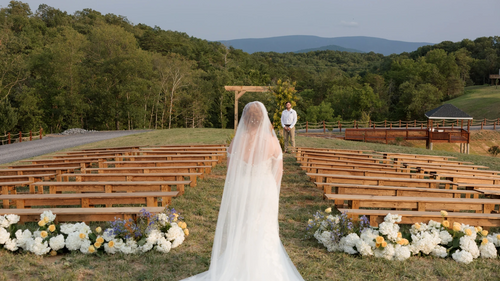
[307,208,500,264]
[0,207,189,256]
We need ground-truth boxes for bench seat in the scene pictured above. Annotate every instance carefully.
[61,172,202,187]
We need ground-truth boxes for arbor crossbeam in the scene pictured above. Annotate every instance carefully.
[224,86,271,130]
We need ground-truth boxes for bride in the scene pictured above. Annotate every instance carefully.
[182,101,304,281]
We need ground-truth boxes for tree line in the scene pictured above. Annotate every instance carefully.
[1,1,499,134]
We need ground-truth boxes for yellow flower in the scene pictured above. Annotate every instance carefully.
[476,226,483,232]
[88,246,96,253]
[95,227,102,233]
[40,231,48,238]
[440,210,448,217]
[184,229,189,236]
[94,242,102,249]
[173,217,178,222]
[442,221,450,228]
[178,222,187,229]
[398,238,409,246]
[497,234,500,240]
[481,230,489,236]
[79,233,86,239]
[381,241,387,248]
[482,238,488,245]
[375,243,381,248]
[38,220,46,227]
[414,223,421,230]
[108,241,115,248]
[397,232,402,238]
[174,213,179,218]
[50,250,57,256]
[453,222,461,232]
[325,207,332,213]
[465,228,472,236]
[48,224,56,232]
[96,237,105,244]
[375,236,384,243]
[43,216,50,223]
[402,239,409,246]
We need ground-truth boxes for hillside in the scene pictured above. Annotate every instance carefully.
[218,35,433,55]
[445,85,500,120]
[295,44,364,53]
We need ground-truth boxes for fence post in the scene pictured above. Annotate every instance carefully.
[354,120,357,129]
[19,131,22,143]
[306,121,308,133]
[406,123,408,129]
[420,123,423,129]
[451,123,454,129]
[30,130,32,141]
[323,121,326,133]
[338,121,341,132]
[8,132,10,144]
[494,122,496,130]
[442,120,445,127]
[373,123,375,129]
[399,120,401,128]
[384,120,387,128]
[390,123,392,129]
[40,128,43,140]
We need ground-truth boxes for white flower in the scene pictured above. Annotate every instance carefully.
[15,229,32,250]
[452,250,473,264]
[339,233,359,255]
[479,242,497,259]
[459,236,480,258]
[394,245,411,261]
[4,238,18,251]
[157,213,169,226]
[355,239,373,256]
[156,237,172,253]
[410,231,440,255]
[49,235,65,251]
[0,227,10,244]
[384,213,402,224]
[374,243,395,260]
[60,223,78,235]
[439,230,453,245]
[410,223,429,234]
[378,222,400,242]
[102,228,116,242]
[172,236,185,248]
[166,223,184,241]
[104,239,121,254]
[120,239,138,254]
[139,242,154,253]
[428,220,441,229]
[326,215,340,224]
[40,211,56,223]
[80,239,92,254]
[0,216,9,228]
[27,237,51,256]
[65,232,84,251]
[317,231,340,252]
[461,226,477,240]
[360,228,379,248]
[6,214,20,225]
[146,230,163,245]
[487,234,500,247]
[431,245,448,258]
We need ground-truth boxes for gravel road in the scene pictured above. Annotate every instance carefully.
[0,130,151,165]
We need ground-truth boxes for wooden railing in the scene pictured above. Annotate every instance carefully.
[344,128,469,144]
[0,128,43,145]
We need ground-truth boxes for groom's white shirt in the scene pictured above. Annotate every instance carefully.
[281,108,297,128]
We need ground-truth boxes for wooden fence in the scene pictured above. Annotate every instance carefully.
[0,129,43,145]
[344,128,470,145]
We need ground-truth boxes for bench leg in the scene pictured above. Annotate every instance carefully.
[2,186,10,209]
[190,175,197,187]
[146,196,155,207]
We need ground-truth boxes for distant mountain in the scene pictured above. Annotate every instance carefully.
[218,35,434,56]
[295,44,364,53]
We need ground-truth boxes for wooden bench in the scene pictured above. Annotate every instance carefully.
[61,172,201,187]
[302,155,386,165]
[301,163,412,173]
[30,181,190,200]
[455,183,500,190]
[80,166,210,179]
[377,152,456,161]
[0,167,80,179]
[0,207,165,223]
[80,145,143,151]
[315,182,481,199]
[296,150,381,162]
[419,167,500,177]
[300,159,400,170]
[326,194,498,213]
[476,189,500,199]
[307,167,424,181]
[0,191,179,208]
[9,162,88,169]
[126,154,224,163]
[393,157,474,166]
[107,159,218,168]
[0,174,55,183]
[338,208,500,228]
[401,161,489,170]
[1,181,32,208]
[433,174,500,185]
[307,173,454,189]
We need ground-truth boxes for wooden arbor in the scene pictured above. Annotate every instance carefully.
[224,86,270,130]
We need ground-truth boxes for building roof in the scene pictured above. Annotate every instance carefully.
[425,104,473,120]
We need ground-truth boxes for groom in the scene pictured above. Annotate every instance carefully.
[281,101,297,153]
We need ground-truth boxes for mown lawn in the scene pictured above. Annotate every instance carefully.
[1,129,500,281]
[446,85,500,120]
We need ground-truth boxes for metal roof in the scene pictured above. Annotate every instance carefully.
[425,104,473,120]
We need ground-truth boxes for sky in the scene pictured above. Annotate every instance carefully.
[4,0,500,43]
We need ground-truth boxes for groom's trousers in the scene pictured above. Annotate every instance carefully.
[283,127,295,152]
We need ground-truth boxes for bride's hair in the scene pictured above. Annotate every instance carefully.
[242,102,263,130]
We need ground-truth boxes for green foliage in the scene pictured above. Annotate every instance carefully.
[305,101,339,123]
[488,146,500,157]
[271,79,298,128]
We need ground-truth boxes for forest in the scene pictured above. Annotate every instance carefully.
[1,1,499,133]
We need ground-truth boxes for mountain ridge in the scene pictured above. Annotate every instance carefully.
[218,35,434,55]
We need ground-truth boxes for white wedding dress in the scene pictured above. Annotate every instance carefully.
[182,102,304,281]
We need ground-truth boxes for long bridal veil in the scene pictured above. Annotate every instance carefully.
[182,101,304,281]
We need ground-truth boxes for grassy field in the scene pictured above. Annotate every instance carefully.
[1,129,500,280]
[446,85,500,120]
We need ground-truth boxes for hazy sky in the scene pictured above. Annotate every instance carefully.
[5,0,500,43]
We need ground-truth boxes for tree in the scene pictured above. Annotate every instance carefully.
[270,79,297,128]
[398,82,442,120]
[305,101,337,123]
